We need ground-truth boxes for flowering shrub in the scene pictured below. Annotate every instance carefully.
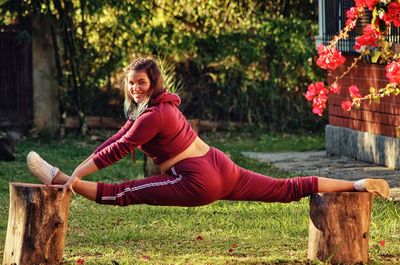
[306,0,400,116]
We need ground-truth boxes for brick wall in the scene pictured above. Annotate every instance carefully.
[328,56,400,138]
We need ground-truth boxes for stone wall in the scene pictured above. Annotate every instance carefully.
[326,125,400,169]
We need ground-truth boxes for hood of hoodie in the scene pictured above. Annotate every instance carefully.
[153,91,181,107]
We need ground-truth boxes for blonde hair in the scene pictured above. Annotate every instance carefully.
[123,57,166,119]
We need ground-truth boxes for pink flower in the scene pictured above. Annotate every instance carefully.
[316,44,346,70]
[341,100,353,111]
[346,19,358,28]
[379,240,385,247]
[386,61,400,84]
[305,85,317,101]
[312,106,324,116]
[330,83,341,94]
[349,85,362,98]
[312,93,328,117]
[385,2,400,27]
[355,0,378,10]
[354,24,381,51]
[305,82,326,101]
[346,7,359,20]
[306,82,330,116]
[354,0,365,7]
[345,7,364,28]
[365,0,378,10]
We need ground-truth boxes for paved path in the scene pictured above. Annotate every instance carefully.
[242,150,400,200]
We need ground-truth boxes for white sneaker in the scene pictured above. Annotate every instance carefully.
[365,178,390,199]
[27,151,59,185]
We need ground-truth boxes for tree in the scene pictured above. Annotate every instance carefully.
[1,0,323,132]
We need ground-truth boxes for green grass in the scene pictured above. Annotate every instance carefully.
[0,131,399,264]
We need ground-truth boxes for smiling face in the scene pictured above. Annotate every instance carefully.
[127,71,151,104]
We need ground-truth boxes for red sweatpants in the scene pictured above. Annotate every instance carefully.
[96,147,318,206]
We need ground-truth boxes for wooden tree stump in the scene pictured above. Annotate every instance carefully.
[143,119,200,177]
[308,192,373,264]
[3,182,70,265]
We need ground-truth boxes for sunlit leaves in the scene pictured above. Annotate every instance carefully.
[0,0,322,131]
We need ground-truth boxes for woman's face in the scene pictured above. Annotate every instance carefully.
[127,71,151,103]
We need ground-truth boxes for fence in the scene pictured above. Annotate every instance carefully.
[322,0,400,53]
[0,24,32,130]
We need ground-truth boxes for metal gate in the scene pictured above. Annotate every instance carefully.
[0,24,32,130]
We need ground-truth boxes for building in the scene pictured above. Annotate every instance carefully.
[317,0,400,168]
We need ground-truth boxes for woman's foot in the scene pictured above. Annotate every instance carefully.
[354,178,390,198]
[27,151,59,185]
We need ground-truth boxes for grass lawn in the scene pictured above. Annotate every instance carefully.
[0,131,399,264]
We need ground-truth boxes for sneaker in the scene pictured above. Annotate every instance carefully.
[365,178,390,199]
[27,151,59,185]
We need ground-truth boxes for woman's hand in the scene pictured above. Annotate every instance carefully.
[62,173,81,195]
[49,172,81,196]
[50,159,98,196]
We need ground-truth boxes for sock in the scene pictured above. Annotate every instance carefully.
[50,166,59,183]
[50,166,59,177]
[354,179,366,191]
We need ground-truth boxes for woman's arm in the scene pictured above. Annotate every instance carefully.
[92,110,161,169]
[94,119,134,154]
[73,159,98,179]
[75,153,94,170]
[62,158,98,195]
[70,119,131,183]
[61,110,161,194]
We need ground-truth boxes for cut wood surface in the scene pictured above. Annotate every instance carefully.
[3,182,70,265]
[308,192,373,264]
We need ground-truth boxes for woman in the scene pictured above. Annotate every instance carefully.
[27,58,389,206]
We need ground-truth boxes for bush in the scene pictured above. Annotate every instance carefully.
[0,0,326,132]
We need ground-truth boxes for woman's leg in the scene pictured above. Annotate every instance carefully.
[52,171,98,201]
[224,167,390,202]
[318,177,390,197]
[27,151,98,201]
[317,177,355,192]
[224,167,319,202]
[96,161,223,207]
[27,151,224,207]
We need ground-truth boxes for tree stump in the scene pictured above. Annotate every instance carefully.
[143,119,200,177]
[308,192,373,264]
[3,183,70,265]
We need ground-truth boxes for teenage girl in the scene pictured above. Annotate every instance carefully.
[27,58,389,207]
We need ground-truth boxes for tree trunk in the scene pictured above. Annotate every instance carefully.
[143,119,200,177]
[3,183,70,265]
[308,192,373,264]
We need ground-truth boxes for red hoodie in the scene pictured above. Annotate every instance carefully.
[92,92,197,169]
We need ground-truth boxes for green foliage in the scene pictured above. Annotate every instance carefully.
[0,0,326,131]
